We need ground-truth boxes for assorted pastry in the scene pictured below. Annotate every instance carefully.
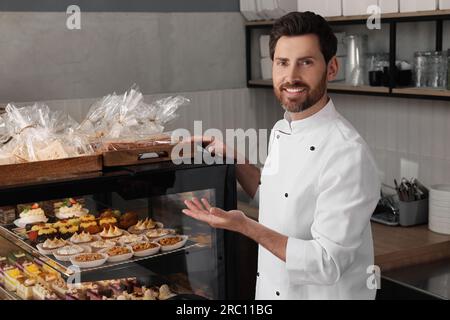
[1,253,181,300]
[131,241,159,252]
[99,225,123,239]
[73,253,105,263]
[158,236,184,246]
[54,198,89,219]
[104,246,132,258]
[118,234,144,245]
[9,202,191,264]
[16,203,48,226]
[128,218,160,234]
[41,238,67,251]
[69,231,95,244]
[145,228,175,240]
[90,239,116,251]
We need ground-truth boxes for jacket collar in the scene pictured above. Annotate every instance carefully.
[280,98,338,135]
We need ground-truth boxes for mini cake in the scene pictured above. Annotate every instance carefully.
[4,267,23,292]
[84,224,102,235]
[100,209,122,219]
[100,226,123,239]
[67,218,81,226]
[42,238,67,251]
[54,245,85,260]
[16,277,36,300]
[53,220,71,229]
[90,239,116,251]
[118,234,143,245]
[32,282,57,300]
[37,226,58,242]
[36,271,58,290]
[80,214,96,223]
[58,224,79,239]
[17,203,48,226]
[55,198,89,219]
[30,223,50,232]
[118,212,138,229]
[99,216,117,228]
[129,218,158,234]
[146,228,173,240]
[22,262,41,278]
[70,231,94,244]
[51,277,68,299]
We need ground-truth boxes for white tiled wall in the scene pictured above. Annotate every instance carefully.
[331,93,450,188]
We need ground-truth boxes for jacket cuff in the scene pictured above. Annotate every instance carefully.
[285,237,307,279]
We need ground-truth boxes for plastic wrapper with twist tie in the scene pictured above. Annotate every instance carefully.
[0,103,93,164]
[79,85,189,151]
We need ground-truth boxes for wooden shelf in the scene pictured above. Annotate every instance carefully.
[248,79,390,94]
[328,81,390,93]
[248,80,450,100]
[245,9,450,27]
[392,87,450,98]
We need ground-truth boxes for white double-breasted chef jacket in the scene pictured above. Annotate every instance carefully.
[254,98,381,300]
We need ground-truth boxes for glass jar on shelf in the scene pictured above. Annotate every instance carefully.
[428,51,447,89]
[413,51,431,88]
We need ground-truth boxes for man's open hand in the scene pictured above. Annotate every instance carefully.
[182,197,247,233]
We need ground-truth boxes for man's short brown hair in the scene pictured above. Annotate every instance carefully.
[269,11,337,64]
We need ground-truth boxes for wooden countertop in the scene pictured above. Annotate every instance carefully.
[238,201,450,272]
[372,223,450,272]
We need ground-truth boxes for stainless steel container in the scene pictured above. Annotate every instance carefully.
[345,34,368,86]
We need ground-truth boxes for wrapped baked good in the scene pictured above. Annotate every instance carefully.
[0,103,93,163]
[79,85,189,151]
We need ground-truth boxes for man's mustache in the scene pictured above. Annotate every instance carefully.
[279,81,309,91]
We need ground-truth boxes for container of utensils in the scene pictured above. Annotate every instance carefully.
[395,178,429,227]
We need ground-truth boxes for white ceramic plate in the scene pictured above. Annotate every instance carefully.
[145,228,176,241]
[89,239,118,252]
[430,185,450,200]
[131,242,161,257]
[14,217,48,228]
[428,223,450,235]
[53,245,91,261]
[429,207,450,219]
[117,234,145,246]
[100,246,134,263]
[36,241,68,255]
[69,234,100,245]
[99,229,129,240]
[157,235,188,252]
[70,253,108,268]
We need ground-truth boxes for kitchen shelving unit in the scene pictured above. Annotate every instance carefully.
[246,9,450,101]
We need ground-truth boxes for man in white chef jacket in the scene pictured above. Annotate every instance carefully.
[183,12,381,300]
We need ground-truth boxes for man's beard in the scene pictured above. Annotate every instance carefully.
[274,72,327,113]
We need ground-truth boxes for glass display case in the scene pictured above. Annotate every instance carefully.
[0,162,237,300]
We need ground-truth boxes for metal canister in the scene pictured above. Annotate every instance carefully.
[345,34,368,86]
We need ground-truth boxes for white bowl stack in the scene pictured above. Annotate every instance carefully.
[429,185,450,235]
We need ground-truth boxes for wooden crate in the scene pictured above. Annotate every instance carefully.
[0,154,103,186]
[102,142,196,167]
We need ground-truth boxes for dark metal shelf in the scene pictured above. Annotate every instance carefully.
[245,11,450,101]
[248,79,450,101]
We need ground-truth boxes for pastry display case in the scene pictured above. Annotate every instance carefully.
[0,162,238,300]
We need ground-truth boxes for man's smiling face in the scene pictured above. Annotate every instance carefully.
[272,34,328,113]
